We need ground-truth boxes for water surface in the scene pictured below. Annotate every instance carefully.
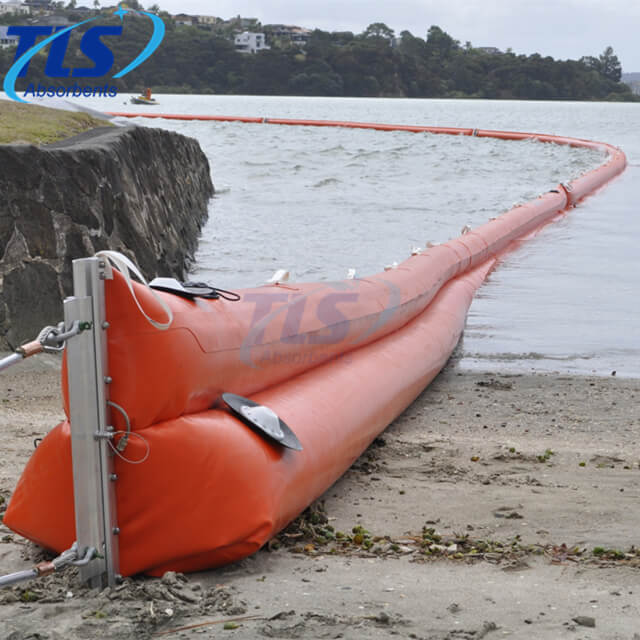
[63,95,640,377]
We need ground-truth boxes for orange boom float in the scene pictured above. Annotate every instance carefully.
[3,120,626,577]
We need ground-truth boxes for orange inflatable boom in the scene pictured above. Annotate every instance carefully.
[4,118,626,577]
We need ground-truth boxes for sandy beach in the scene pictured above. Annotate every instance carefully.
[1,352,639,639]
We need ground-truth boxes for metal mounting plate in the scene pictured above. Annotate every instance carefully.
[222,393,303,451]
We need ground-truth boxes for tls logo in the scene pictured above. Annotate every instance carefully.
[4,5,165,103]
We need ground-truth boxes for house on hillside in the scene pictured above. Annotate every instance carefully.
[174,13,194,27]
[238,17,259,30]
[265,24,311,46]
[221,15,259,30]
[0,0,30,14]
[234,31,269,54]
[196,15,219,27]
[0,25,18,47]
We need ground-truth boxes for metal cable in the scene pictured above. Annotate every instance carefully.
[0,542,96,589]
[0,569,38,588]
[106,400,150,464]
[0,353,23,373]
[0,320,86,374]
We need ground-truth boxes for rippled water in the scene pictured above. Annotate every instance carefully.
[63,95,640,376]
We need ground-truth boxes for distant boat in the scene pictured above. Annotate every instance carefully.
[130,96,158,105]
[131,88,157,105]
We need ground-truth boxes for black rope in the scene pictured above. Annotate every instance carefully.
[181,282,241,301]
[150,280,241,302]
[212,287,241,302]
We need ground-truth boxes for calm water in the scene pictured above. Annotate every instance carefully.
[49,95,640,377]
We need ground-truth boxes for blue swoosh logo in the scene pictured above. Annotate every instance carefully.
[3,16,99,103]
[113,11,165,78]
[3,7,165,103]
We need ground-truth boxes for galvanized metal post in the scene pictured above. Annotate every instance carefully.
[63,257,119,588]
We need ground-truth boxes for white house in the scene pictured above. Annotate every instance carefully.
[0,0,30,14]
[0,25,18,48]
[234,31,269,54]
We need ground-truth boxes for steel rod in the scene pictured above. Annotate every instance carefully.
[0,353,23,373]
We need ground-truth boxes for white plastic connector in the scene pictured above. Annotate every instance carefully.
[267,269,290,284]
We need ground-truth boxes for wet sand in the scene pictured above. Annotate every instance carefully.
[1,353,640,639]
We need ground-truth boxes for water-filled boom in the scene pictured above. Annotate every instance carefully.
[4,117,626,575]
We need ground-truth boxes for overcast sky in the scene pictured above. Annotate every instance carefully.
[148,0,640,73]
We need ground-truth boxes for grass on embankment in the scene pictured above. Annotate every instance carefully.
[0,101,111,145]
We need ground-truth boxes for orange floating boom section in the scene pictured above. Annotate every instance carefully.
[4,116,627,576]
[7,260,495,576]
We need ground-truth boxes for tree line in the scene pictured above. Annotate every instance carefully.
[0,11,635,101]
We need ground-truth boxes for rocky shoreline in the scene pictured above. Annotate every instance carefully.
[1,355,639,639]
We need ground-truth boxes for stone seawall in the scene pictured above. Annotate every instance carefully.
[0,125,214,349]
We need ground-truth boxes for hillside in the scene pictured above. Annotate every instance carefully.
[622,72,640,95]
[0,11,637,101]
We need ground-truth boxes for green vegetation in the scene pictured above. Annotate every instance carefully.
[593,546,627,560]
[537,448,555,463]
[19,589,39,602]
[0,10,636,101]
[270,502,640,567]
[0,101,110,145]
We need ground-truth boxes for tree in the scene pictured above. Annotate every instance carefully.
[581,47,621,82]
[599,46,621,82]
[362,22,394,40]
[3,10,633,101]
[580,55,600,72]
[397,30,426,58]
[425,25,459,60]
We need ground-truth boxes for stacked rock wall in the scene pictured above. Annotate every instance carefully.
[0,125,214,349]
